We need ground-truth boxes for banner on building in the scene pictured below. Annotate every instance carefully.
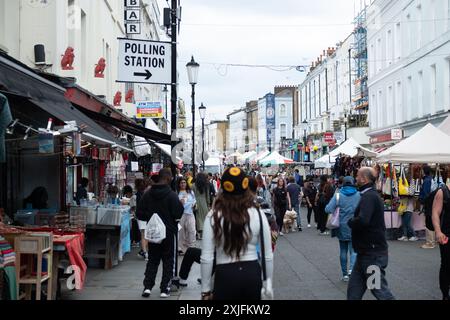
[136,101,163,119]
[265,94,276,144]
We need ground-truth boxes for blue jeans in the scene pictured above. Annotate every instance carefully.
[339,241,356,277]
[293,204,301,228]
[347,254,396,300]
[401,212,415,238]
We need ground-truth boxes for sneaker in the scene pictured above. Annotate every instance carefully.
[397,236,408,241]
[179,279,188,287]
[408,236,419,242]
[298,227,303,232]
[160,291,170,298]
[342,275,350,282]
[142,289,151,298]
[138,250,145,258]
[421,243,436,249]
[348,270,352,276]
[307,224,311,228]
[144,252,149,261]
[279,232,284,236]
[319,232,327,236]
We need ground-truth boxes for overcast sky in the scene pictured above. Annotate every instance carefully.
[158,0,360,125]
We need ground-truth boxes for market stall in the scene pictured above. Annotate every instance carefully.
[376,124,450,239]
[258,151,294,166]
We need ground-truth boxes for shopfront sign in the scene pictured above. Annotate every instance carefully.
[370,133,394,144]
[324,132,334,143]
[117,38,171,84]
[124,0,141,35]
[136,101,163,119]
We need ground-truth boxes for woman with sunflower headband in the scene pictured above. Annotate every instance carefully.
[200,167,274,300]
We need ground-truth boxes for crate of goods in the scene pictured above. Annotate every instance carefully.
[16,233,52,253]
[54,212,70,229]
[35,211,58,226]
[14,211,37,226]
[96,207,124,226]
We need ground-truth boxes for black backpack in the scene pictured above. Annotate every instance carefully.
[423,185,450,231]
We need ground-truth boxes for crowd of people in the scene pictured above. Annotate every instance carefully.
[116,163,449,301]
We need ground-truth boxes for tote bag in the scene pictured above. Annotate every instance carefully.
[326,193,340,230]
[145,213,166,244]
[398,167,409,196]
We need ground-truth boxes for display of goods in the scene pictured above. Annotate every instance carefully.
[69,207,97,225]
[97,207,127,226]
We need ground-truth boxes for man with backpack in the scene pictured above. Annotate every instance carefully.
[136,168,184,298]
[431,184,450,300]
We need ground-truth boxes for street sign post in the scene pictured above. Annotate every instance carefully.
[136,101,163,119]
[117,38,171,85]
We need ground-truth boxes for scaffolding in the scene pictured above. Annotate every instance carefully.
[352,3,369,118]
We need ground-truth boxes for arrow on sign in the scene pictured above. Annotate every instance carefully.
[133,70,153,80]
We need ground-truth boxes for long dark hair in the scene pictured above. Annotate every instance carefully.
[23,187,48,210]
[212,190,255,259]
[177,177,191,193]
[195,173,208,194]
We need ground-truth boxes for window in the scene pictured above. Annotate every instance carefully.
[418,71,423,117]
[80,10,87,85]
[395,23,401,61]
[378,90,384,128]
[280,124,287,139]
[406,14,413,55]
[396,81,402,123]
[417,4,422,50]
[280,104,287,117]
[388,86,394,125]
[407,76,412,121]
[377,38,382,72]
[447,59,450,110]
[387,30,393,66]
[431,64,437,113]
[430,0,436,40]
[371,93,377,129]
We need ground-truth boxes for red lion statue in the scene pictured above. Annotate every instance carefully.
[125,89,134,103]
[61,47,75,70]
[94,57,106,78]
[113,91,122,106]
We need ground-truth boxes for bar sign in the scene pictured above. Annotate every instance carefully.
[124,0,141,35]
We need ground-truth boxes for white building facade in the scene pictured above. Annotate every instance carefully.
[0,0,164,117]
[274,90,294,156]
[227,108,247,154]
[367,0,450,147]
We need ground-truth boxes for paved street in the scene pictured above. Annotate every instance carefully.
[62,207,442,300]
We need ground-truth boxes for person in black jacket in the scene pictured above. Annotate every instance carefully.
[137,168,184,299]
[347,167,395,300]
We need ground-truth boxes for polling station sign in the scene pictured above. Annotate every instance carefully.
[117,38,171,85]
[136,102,163,119]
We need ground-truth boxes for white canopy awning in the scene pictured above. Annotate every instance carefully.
[377,123,450,164]
[329,137,362,158]
[259,151,294,166]
[255,150,271,162]
[314,154,336,169]
[439,115,450,136]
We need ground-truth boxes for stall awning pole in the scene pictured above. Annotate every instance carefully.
[81,132,134,153]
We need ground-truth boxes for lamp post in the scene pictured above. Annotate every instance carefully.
[162,85,168,120]
[186,56,200,177]
[344,112,348,141]
[302,120,308,162]
[199,103,206,172]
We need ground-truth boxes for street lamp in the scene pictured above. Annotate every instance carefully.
[302,120,308,162]
[186,56,200,176]
[162,85,168,120]
[344,112,348,141]
[199,102,206,172]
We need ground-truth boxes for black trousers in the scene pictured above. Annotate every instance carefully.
[213,261,262,301]
[130,219,141,243]
[275,205,287,232]
[143,232,175,292]
[180,247,216,281]
[439,242,450,298]
[316,205,328,233]
[307,206,316,225]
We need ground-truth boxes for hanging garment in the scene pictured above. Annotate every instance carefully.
[0,94,13,163]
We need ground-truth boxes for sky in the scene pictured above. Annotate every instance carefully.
[157,0,361,125]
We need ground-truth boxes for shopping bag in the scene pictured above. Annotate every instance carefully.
[326,193,340,230]
[397,198,408,214]
[408,177,416,196]
[398,167,409,196]
[383,177,392,196]
[145,213,166,244]
[414,179,422,196]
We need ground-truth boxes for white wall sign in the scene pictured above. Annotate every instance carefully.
[391,129,403,140]
[125,0,139,8]
[125,9,140,21]
[117,38,171,85]
[125,23,141,34]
